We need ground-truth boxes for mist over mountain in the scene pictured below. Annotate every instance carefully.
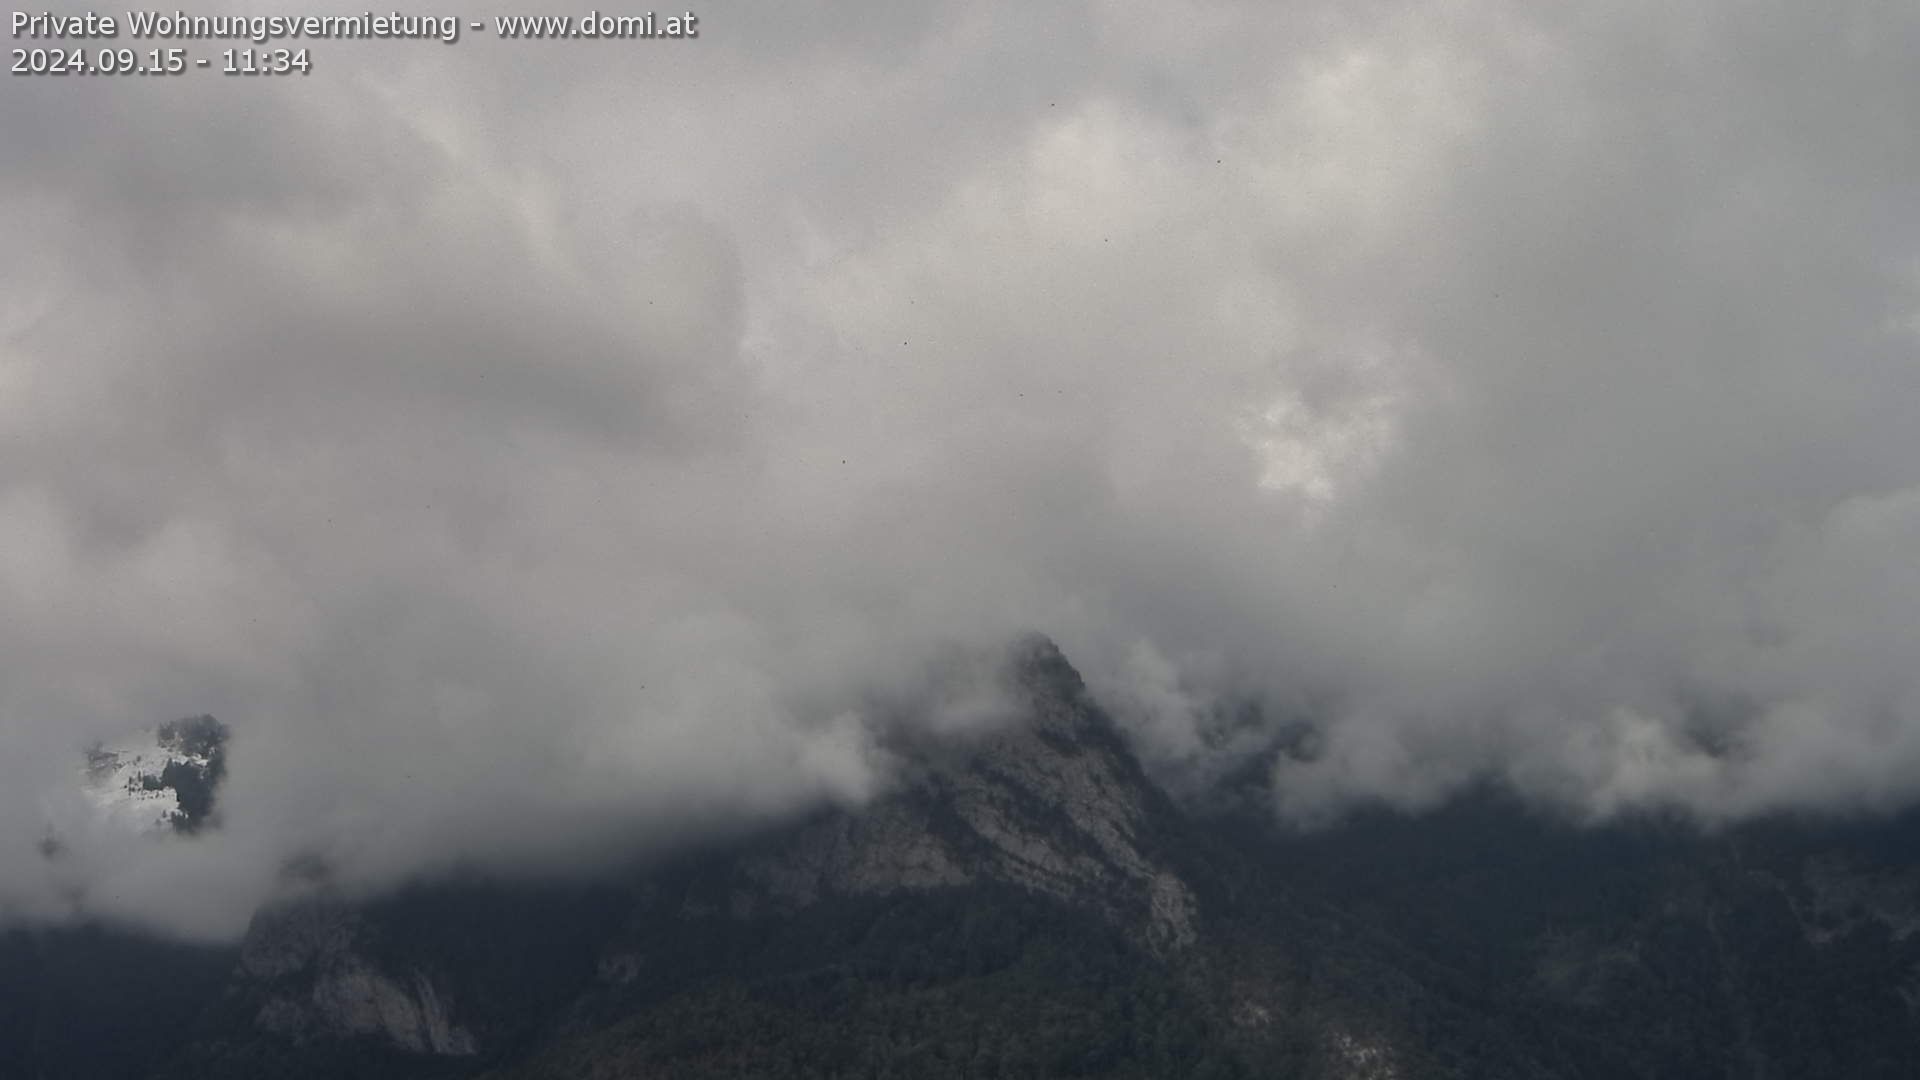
[4,0,1920,978]
[12,642,1920,1079]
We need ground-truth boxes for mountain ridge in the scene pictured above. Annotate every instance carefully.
[12,639,1920,1078]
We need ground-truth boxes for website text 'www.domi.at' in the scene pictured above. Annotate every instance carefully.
[12,10,698,76]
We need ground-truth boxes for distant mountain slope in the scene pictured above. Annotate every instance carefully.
[11,642,1920,1078]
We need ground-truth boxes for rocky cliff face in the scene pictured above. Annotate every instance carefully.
[735,636,1198,952]
[42,639,1920,1079]
[235,902,477,1057]
[217,636,1201,1061]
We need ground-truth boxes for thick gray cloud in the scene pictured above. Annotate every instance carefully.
[4,0,1920,937]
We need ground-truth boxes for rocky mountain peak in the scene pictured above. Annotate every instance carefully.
[217,638,1200,1062]
[734,634,1198,949]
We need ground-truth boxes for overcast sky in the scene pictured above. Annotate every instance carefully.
[4,0,1920,938]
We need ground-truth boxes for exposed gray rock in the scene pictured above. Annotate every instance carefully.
[237,900,477,1056]
[237,900,359,979]
[743,801,973,907]
[227,636,1200,1066]
[739,637,1198,951]
[1327,1025,1404,1080]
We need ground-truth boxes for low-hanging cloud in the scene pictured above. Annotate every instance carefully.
[4,0,1920,938]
